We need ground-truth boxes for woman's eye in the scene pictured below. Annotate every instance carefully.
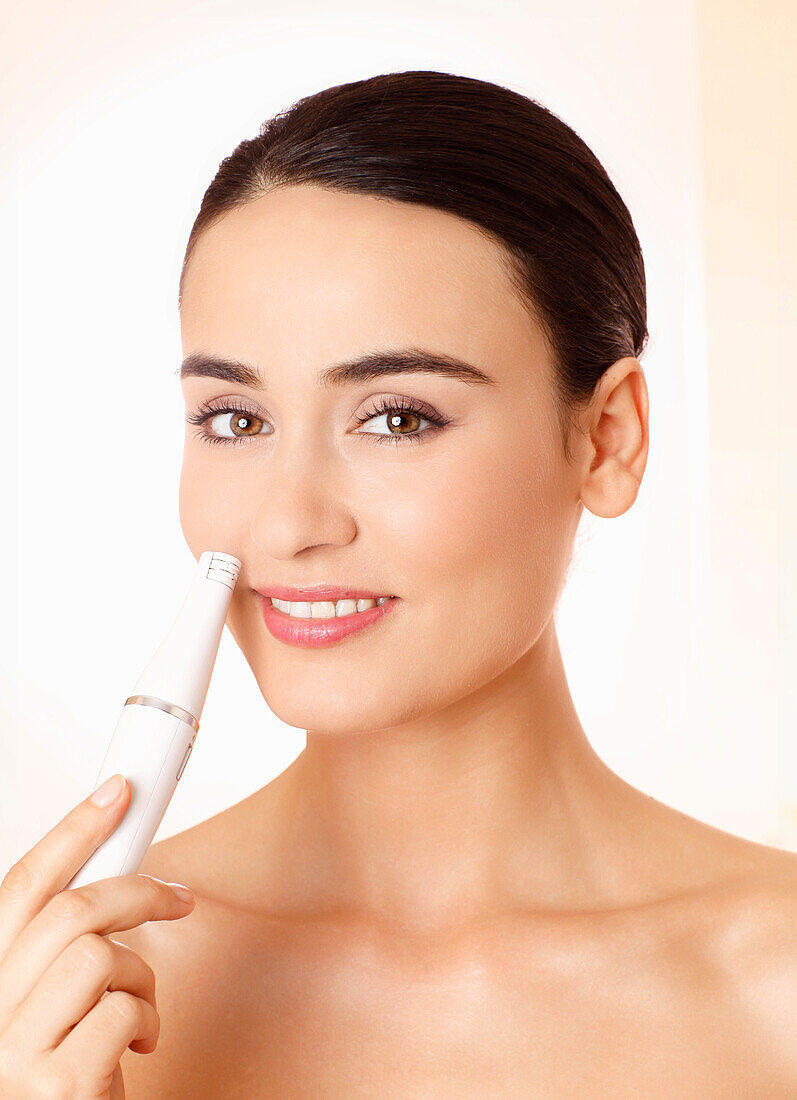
[186,397,450,449]
[186,405,271,447]
[353,398,450,447]
[355,407,434,445]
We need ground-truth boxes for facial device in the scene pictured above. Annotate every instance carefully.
[67,550,240,889]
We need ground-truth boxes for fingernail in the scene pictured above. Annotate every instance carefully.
[168,882,195,903]
[90,773,125,807]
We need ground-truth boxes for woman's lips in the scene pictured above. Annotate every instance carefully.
[258,594,399,648]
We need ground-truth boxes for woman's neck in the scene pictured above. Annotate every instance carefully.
[250,621,659,932]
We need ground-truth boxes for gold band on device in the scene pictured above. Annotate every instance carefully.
[124,695,200,734]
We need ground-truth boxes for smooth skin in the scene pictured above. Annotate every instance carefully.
[13,183,795,1097]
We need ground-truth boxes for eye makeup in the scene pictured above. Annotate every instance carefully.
[185,393,453,448]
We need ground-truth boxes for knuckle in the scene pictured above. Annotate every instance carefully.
[137,872,165,896]
[137,873,171,907]
[105,989,140,1027]
[46,888,92,925]
[0,856,41,897]
[71,931,114,972]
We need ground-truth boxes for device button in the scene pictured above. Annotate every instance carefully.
[176,743,193,782]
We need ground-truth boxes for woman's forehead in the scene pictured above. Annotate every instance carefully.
[179,185,545,382]
[184,186,522,307]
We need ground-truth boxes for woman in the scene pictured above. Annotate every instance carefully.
[2,70,794,1098]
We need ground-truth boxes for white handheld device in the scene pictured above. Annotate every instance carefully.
[67,550,240,889]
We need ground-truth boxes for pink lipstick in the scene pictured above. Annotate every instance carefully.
[258,593,399,648]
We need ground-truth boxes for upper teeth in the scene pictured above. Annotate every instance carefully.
[271,597,393,619]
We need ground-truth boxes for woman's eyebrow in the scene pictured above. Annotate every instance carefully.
[177,348,498,388]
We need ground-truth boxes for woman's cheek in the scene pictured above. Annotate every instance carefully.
[178,448,249,554]
[456,434,567,626]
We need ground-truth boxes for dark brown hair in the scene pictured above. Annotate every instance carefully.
[179,69,648,462]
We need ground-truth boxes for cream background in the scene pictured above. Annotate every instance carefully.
[1,0,794,874]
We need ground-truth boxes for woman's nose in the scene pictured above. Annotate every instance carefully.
[247,437,357,560]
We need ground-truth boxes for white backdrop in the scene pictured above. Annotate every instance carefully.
[3,0,791,874]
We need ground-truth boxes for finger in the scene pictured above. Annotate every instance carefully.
[5,933,157,1054]
[0,874,193,1021]
[55,989,160,1080]
[0,774,131,957]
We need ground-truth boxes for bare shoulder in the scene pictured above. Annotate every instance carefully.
[708,842,797,976]
[700,845,797,1088]
[616,791,797,1088]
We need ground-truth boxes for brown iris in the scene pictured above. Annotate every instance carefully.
[230,413,263,438]
[387,411,421,436]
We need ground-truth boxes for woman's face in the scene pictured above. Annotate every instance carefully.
[179,184,582,734]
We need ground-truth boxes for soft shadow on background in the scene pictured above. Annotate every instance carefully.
[2,0,794,873]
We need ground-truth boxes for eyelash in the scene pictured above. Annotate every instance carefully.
[185,395,452,449]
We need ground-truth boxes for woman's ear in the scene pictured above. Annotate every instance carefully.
[577,357,650,519]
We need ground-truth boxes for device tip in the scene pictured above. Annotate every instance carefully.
[200,551,241,589]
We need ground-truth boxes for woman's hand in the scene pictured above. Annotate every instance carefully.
[0,773,195,1099]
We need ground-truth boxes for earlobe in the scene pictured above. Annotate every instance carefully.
[581,457,641,519]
